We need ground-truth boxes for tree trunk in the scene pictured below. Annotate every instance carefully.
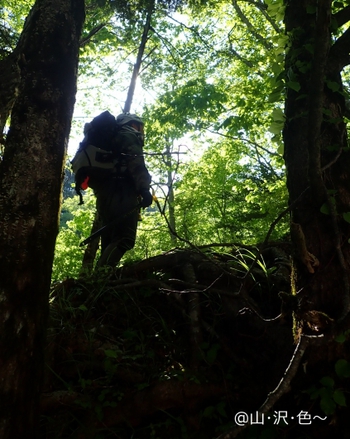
[0,0,85,437]
[80,210,102,273]
[165,141,177,243]
[0,52,21,137]
[123,4,153,113]
[283,1,350,322]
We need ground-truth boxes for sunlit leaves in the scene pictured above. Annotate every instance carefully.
[0,0,34,55]
[56,0,292,278]
[173,140,288,245]
[53,193,97,280]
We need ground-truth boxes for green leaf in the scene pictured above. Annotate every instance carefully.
[272,108,285,122]
[104,349,118,358]
[287,81,301,92]
[343,212,350,223]
[309,388,321,400]
[277,144,284,155]
[326,80,340,92]
[268,90,283,103]
[333,389,347,407]
[320,396,336,415]
[335,333,347,343]
[269,121,284,135]
[335,359,350,378]
[320,376,334,388]
[320,203,330,215]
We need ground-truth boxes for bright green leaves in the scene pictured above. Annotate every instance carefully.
[53,192,97,280]
[269,107,285,135]
[60,0,290,276]
[265,0,285,23]
[0,0,34,53]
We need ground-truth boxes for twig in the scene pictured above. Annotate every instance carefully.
[80,23,106,47]
[215,335,313,439]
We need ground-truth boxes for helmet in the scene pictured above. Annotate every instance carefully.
[116,113,144,125]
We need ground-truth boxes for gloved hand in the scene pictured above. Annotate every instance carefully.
[139,188,153,208]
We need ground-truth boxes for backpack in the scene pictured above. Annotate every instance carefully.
[71,111,121,204]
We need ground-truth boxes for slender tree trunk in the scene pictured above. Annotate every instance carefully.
[165,141,177,243]
[0,0,85,437]
[123,4,153,113]
[80,211,103,273]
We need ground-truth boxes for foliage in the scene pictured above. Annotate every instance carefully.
[305,358,350,416]
[45,246,293,438]
[0,0,34,56]
[52,0,291,279]
[173,139,288,245]
[8,0,350,438]
[53,193,97,281]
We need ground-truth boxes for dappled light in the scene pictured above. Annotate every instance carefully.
[2,1,350,438]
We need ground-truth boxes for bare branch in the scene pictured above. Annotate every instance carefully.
[333,5,350,28]
[328,26,350,74]
[232,0,273,50]
[226,44,254,68]
[79,23,106,47]
[124,5,153,112]
[215,335,312,439]
[243,0,281,33]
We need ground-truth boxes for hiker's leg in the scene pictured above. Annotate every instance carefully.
[96,179,139,268]
[96,205,139,268]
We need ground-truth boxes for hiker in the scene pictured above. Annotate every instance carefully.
[95,113,153,268]
[72,112,153,269]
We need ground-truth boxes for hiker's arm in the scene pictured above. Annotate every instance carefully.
[121,132,151,192]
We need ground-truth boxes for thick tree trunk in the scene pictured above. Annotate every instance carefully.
[0,0,85,437]
[283,1,350,321]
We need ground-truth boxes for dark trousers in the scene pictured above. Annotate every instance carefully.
[94,177,139,268]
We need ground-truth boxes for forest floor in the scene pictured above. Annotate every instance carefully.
[41,245,349,439]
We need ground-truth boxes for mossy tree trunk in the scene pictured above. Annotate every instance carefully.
[0,0,85,437]
[283,1,350,322]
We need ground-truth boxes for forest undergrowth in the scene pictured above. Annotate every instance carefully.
[42,244,344,439]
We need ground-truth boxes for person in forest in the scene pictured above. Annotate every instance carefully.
[92,113,153,268]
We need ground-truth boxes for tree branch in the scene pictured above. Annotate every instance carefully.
[328,25,350,74]
[79,23,107,47]
[215,335,312,439]
[232,0,273,50]
[333,5,350,28]
[124,4,153,112]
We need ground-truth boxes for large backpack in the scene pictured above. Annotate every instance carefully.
[71,111,121,204]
